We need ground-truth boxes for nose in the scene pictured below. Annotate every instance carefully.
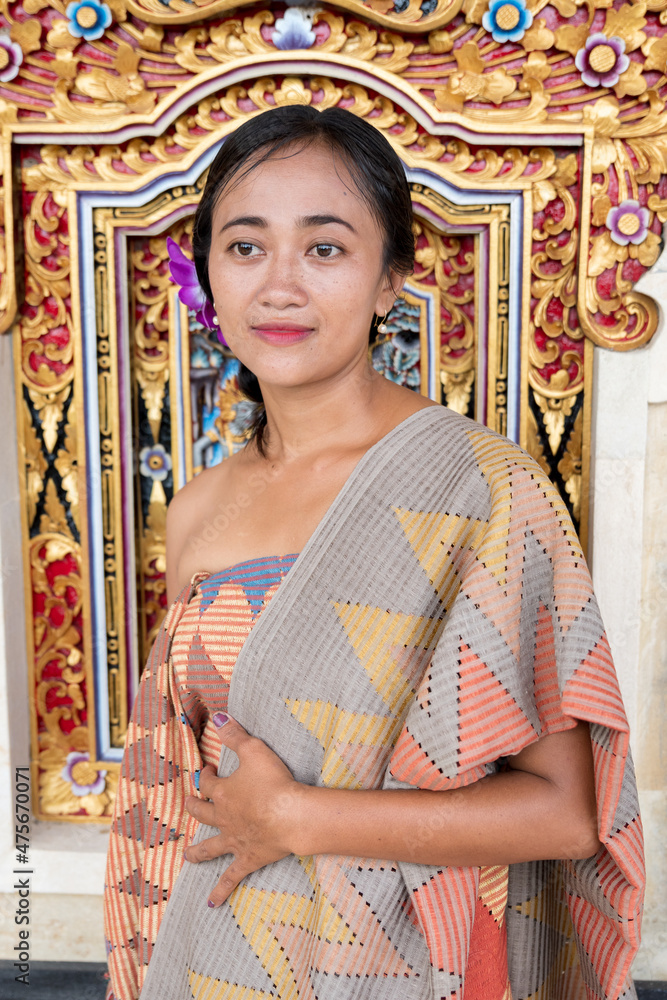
[258,249,308,310]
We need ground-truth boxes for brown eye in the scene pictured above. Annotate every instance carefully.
[312,244,340,258]
[236,243,256,256]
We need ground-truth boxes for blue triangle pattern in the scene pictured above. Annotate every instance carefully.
[197,553,299,618]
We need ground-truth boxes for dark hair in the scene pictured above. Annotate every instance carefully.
[192,104,415,451]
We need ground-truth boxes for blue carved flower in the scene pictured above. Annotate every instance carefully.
[482,0,533,43]
[139,443,172,482]
[272,8,316,50]
[0,34,23,83]
[61,752,107,797]
[65,0,112,41]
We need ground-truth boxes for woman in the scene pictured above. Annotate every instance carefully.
[104,106,643,1000]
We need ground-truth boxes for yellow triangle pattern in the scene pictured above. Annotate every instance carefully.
[464,427,584,585]
[478,864,509,924]
[511,881,576,939]
[333,603,438,713]
[392,506,487,603]
[285,697,398,788]
[227,883,362,998]
[187,968,275,999]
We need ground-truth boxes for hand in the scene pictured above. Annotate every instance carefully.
[184,715,299,906]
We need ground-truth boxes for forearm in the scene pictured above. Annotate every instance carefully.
[288,767,600,866]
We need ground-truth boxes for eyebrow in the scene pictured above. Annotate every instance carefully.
[219,214,357,234]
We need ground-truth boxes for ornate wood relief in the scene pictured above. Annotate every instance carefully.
[3,0,666,819]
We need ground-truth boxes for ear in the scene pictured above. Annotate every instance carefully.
[374,268,406,318]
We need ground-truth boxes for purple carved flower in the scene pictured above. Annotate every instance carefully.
[575,33,629,89]
[61,752,107,797]
[0,34,23,83]
[166,237,225,343]
[272,8,316,50]
[606,199,650,246]
[139,442,172,481]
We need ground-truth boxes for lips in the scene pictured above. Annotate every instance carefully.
[252,323,313,345]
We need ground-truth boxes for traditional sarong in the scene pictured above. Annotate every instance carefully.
[105,406,643,1000]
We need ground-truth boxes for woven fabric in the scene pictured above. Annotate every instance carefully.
[104,555,298,1000]
[105,406,643,1000]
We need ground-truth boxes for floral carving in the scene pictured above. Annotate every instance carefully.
[606,199,650,247]
[4,0,667,820]
[482,0,532,43]
[139,443,172,483]
[65,0,112,40]
[273,7,317,49]
[0,32,22,80]
[575,33,629,89]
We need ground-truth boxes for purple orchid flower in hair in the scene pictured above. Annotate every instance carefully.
[166,237,226,344]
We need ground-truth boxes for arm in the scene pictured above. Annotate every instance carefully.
[185,715,600,907]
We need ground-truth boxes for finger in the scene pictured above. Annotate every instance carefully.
[184,832,228,865]
[184,794,217,827]
[197,764,221,800]
[211,713,253,756]
[207,860,249,907]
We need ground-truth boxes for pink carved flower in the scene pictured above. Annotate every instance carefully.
[0,35,23,83]
[575,33,629,89]
[166,237,226,343]
[61,752,107,797]
[606,199,650,246]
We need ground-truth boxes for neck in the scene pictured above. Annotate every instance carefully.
[255,360,393,464]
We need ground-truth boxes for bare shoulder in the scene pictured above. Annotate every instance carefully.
[165,448,252,601]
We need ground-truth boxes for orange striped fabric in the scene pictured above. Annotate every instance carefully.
[104,555,297,1000]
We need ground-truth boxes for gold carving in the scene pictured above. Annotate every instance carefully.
[0,139,17,335]
[7,0,667,819]
[10,18,42,54]
[558,407,583,523]
[533,391,575,455]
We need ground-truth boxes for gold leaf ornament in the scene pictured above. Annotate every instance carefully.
[614,59,647,98]
[74,66,155,114]
[428,28,453,53]
[10,18,42,54]
[105,0,127,21]
[554,153,578,188]
[549,0,577,15]
[582,96,620,137]
[46,18,80,51]
[589,229,627,276]
[0,98,17,123]
[603,2,647,52]
[592,193,613,227]
[455,40,484,74]
[641,33,667,71]
[113,40,140,76]
[521,51,551,82]
[533,179,557,211]
[629,229,662,268]
[462,0,487,23]
[522,19,555,51]
[553,22,589,57]
[591,137,617,173]
[53,49,79,81]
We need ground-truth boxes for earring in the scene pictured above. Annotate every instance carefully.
[377,312,389,335]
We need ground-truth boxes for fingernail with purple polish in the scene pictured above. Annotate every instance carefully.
[212,712,229,728]
[207,900,215,908]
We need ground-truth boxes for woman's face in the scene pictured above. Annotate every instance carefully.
[207,143,401,393]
